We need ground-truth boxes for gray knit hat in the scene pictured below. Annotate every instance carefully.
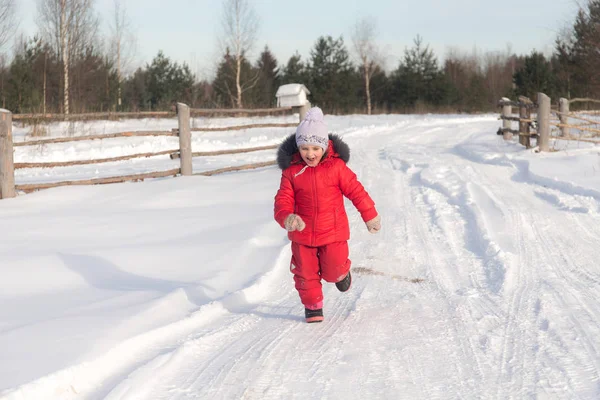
[295,107,329,151]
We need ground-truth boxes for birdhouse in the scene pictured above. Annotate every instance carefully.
[275,84,311,107]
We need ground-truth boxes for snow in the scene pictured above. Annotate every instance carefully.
[275,83,310,97]
[2,113,600,399]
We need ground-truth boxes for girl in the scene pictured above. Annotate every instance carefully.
[274,107,381,323]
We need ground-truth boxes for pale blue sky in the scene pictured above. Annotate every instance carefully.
[16,0,579,80]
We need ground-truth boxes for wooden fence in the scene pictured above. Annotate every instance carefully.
[11,107,294,123]
[498,93,600,151]
[0,104,306,199]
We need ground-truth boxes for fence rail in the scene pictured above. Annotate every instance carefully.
[13,111,175,122]
[190,107,292,115]
[0,103,307,199]
[15,168,181,193]
[170,145,279,160]
[191,123,296,132]
[195,161,277,176]
[13,130,178,147]
[14,149,178,169]
[11,107,295,123]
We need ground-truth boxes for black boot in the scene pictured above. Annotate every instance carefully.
[305,308,324,323]
[335,271,352,292]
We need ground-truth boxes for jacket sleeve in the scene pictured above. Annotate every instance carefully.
[338,163,378,222]
[274,171,295,228]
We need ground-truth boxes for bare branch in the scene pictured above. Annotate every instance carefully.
[219,0,259,108]
[36,0,100,114]
[109,0,136,77]
[36,0,99,59]
[351,16,382,115]
[0,0,18,50]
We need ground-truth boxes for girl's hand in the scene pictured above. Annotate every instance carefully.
[366,214,381,233]
[284,214,306,232]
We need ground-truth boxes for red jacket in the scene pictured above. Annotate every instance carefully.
[274,134,378,247]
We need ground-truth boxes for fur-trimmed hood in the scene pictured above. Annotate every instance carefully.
[276,133,350,170]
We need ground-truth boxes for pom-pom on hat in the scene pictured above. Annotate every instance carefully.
[295,107,329,151]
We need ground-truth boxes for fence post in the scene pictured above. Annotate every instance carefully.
[0,109,16,199]
[518,96,532,148]
[292,102,311,123]
[501,97,512,140]
[299,102,310,122]
[537,92,551,152]
[559,98,569,137]
[177,103,192,176]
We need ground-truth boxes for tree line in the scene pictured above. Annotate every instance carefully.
[2,0,600,115]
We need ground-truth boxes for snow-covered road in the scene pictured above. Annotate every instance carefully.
[2,114,600,399]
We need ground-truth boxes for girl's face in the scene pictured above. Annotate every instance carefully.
[299,145,324,167]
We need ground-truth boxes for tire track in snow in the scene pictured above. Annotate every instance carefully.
[529,216,600,397]
[365,146,491,398]
[457,157,600,398]
[101,251,373,399]
[100,250,302,400]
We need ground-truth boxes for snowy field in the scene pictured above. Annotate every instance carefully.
[1,113,600,399]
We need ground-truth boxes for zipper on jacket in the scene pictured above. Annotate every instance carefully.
[311,167,318,247]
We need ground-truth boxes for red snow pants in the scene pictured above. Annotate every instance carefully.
[290,241,351,309]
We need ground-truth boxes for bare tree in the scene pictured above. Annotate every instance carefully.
[0,0,17,51]
[0,53,6,108]
[219,0,259,108]
[37,0,99,114]
[482,46,514,106]
[109,0,136,110]
[351,17,382,115]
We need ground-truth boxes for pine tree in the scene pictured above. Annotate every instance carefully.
[70,47,119,112]
[553,39,573,99]
[281,52,308,85]
[390,35,446,111]
[307,36,359,113]
[513,52,556,101]
[122,67,150,111]
[146,51,194,110]
[6,37,48,113]
[569,1,600,97]
[254,46,279,107]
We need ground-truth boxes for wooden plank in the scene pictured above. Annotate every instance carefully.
[15,168,181,193]
[170,145,278,159]
[13,131,177,147]
[195,161,276,176]
[190,123,296,132]
[552,110,600,126]
[501,97,513,140]
[498,99,537,108]
[0,110,16,198]
[568,97,600,105]
[518,96,533,148]
[12,108,293,122]
[177,103,192,176]
[537,92,551,152]
[556,135,600,144]
[14,149,177,169]
[559,98,569,136]
[499,115,534,123]
[190,107,292,115]
[551,122,600,135]
[12,111,175,121]
[497,128,520,135]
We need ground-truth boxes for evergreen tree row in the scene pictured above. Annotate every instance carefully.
[4,0,600,114]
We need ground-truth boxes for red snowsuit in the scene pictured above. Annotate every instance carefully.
[274,134,378,308]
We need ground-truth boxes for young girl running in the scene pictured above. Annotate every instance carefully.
[274,107,381,323]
